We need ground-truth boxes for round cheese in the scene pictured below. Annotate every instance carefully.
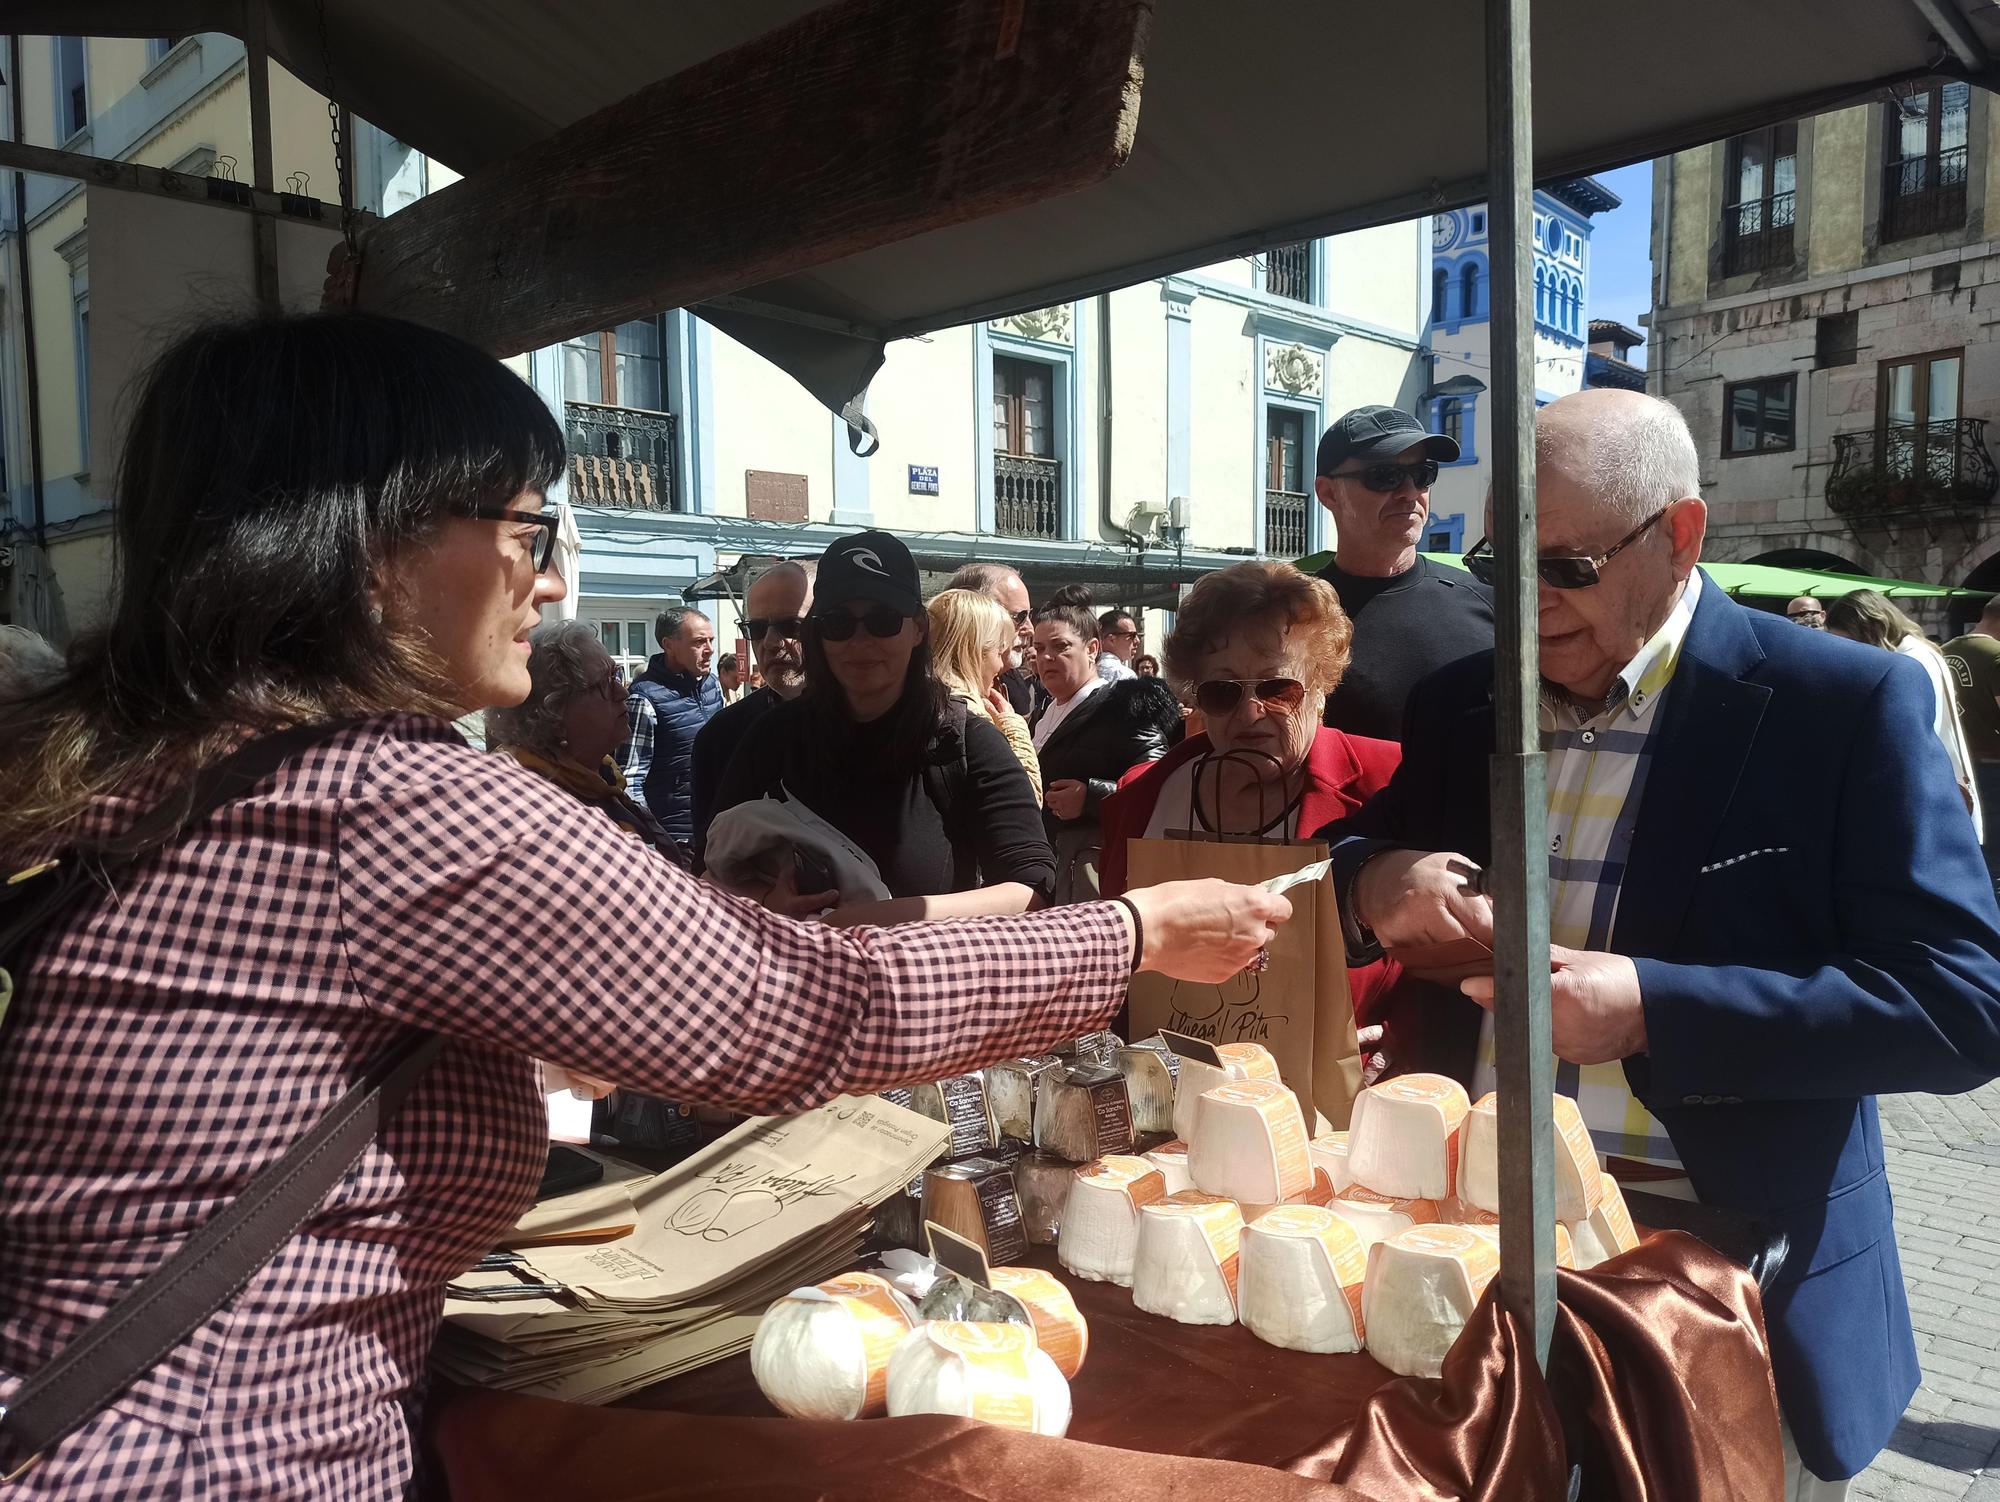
[1188,1077,1314,1205]
[1346,1073,1471,1200]
[1239,1204,1368,1354]
[1131,1191,1244,1326]
[1170,1042,1281,1141]
[750,1272,917,1421]
[1143,1138,1195,1195]
[1460,1091,1604,1222]
[1572,1171,1641,1268]
[1057,1155,1166,1286]
[1329,1183,1443,1251]
[989,1266,1089,1379]
[1310,1129,1354,1193]
[1362,1223,1501,1379]
[885,1320,1070,1435]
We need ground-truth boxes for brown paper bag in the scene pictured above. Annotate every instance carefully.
[1124,832,1363,1130]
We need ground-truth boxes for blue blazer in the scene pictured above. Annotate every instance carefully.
[1321,576,2000,1480]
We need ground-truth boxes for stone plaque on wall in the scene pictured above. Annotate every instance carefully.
[746,470,809,522]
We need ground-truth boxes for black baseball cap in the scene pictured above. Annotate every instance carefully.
[815,529,924,616]
[1316,404,1460,477]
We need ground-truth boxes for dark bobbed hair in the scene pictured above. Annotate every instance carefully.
[0,310,566,850]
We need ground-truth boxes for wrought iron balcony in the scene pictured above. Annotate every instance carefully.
[1827,418,1998,520]
[1266,241,1313,302]
[1882,147,1968,242]
[1722,192,1795,276]
[565,401,679,511]
[994,454,1064,539]
[1264,488,1309,558]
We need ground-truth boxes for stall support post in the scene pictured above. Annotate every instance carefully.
[1484,0,1558,1370]
[244,0,281,314]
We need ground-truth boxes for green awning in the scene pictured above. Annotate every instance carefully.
[1295,551,1984,601]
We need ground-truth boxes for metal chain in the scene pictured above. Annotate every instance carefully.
[315,0,357,252]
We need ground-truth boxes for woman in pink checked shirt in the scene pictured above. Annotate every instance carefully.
[0,313,1287,1501]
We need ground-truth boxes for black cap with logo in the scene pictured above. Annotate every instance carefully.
[1315,404,1460,477]
[815,529,924,616]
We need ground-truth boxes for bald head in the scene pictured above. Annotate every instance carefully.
[1534,389,1702,527]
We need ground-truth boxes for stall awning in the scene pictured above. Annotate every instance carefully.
[1403,555,1986,601]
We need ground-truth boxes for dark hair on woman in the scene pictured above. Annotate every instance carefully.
[0,310,566,853]
[1033,583,1097,642]
[800,618,949,780]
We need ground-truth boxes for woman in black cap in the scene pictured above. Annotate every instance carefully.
[711,529,1056,922]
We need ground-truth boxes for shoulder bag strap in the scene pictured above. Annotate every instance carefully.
[0,722,445,1480]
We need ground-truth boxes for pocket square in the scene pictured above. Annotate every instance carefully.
[1699,846,1790,875]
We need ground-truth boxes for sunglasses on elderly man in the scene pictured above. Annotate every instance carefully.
[740,616,807,642]
[1194,677,1307,717]
[1330,459,1441,493]
[812,607,912,642]
[1461,505,1672,591]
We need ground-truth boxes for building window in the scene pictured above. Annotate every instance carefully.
[1879,349,1963,479]
[54,36,88,140]
[1815,311,1859,370]
[1721,375,1796,456]
[1882,83,1970,243]
[993,355,1061,539]
[1263,407,1309,558]
[1721,124,1797,276]
[1471,211,1485,234]
[1424,514,1466,554]
[562,317,677,510]
[591,617,660,680]
[1432,267,1449,323]
[562,317,667,410]
[1266,242,1313,302]
[1436,398,1465,452]
[72,298,91,463]
[1459,262,1482,321]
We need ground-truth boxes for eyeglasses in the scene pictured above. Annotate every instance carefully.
[1193,677,1307,718]
[1461,506,1673,590]
[1787,607,1825,623]
[457,503,558,572]
[588,669,627,701]
[740,616,807,642]
[812,607,911,642]
[1330,459,1440,493]
[1103,626,1139,641]
[1010,608,1032,626]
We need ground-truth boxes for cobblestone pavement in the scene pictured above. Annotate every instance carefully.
[1853,1081,2000,1500]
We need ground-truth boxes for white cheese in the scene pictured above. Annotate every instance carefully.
[1361,1224,1501,1379]
[1057,1155,1167,1286]
[1310,1129,1354,1193]
[987,1055,1064,1145]
[1570,1171,1641,1268]
[1239,1205,1368,1354]
[1170,1042,1282,1141]
[1012,1149,1078,1245]
[751,1272,917,1421]
[1131,1191,1244,1326]
[1459,1091,1604,1222]
[1328,1184,1444,1251]
[1346,1073,1471,1200]
[1457,1211,1576,1268]
[1188,1077,1314,1205]
[1035,1064,1137,1162]
[989,1266,1089,1379]
[1116,1037,1181,1134]
[1143,1138,1195,1196]
[885,1320,1070,1436]
[1239,1165,1337,1225]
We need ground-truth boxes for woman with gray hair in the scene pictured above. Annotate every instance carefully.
[485,619,687,864]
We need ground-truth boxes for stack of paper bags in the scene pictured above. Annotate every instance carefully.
[433,1094,951,1404]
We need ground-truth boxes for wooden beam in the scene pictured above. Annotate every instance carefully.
[244,0,281,314]
[0,138,347,225]
[336,0,1153,355]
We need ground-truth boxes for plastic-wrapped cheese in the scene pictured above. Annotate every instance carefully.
[922,1156,1028,1266]
[1239,1205,1368,1354]
[1188,1078,1314,1205]
[1329,1184,1443,1250]
[990,1266,1089,1379]
[1346,1073,1470,1200]
[1459,1210,1577,1268]
[886,1320,1071,1435]
[1013,1150,1077,1245]
[1058,1155,1167,1285]
[1362,1224,1501,1378]
[1035,1065,1136,1162]
[1240,1165,1336,1224]
[1132,1191,1244,1325]
[987,1055,1064,1144]
[1116,1037,1181,1134]
[1170,1042,1281,1141]
[1459,1091,1604,1222]
[1063,1030,1124,1070]
[751,1272,917,1420]
[1570,1172,1641,1268]
[1143,1139,1195,1195]
[904,1075,998,1160]
[1310,1130,1354,1193]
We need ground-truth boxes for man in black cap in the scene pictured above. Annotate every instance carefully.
[1313,404,1494,741]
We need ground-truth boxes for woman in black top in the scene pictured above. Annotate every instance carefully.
[714,530,1055,923]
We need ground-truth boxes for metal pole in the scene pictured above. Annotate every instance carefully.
[1485,0,1557,1369]
[244,0,282,314]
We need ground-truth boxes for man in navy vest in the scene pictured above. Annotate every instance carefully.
[1324,389,2000,1498]
[618,604,722,845]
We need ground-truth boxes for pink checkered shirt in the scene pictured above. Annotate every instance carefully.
[0,716,1129,1499]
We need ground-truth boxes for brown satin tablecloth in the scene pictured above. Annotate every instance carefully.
[427,1231,1785,1502]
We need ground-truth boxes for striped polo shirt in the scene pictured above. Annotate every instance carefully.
[1472,568,1703,1167]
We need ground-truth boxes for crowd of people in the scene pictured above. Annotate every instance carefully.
[2,312,1999,1501]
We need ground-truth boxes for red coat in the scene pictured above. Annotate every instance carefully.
[1097,727,1408,1026]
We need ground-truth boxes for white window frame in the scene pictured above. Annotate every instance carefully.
[53,36,89,144]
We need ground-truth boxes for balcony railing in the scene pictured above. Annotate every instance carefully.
[565,401,679,511]
[1266,242,1313,302]
[1827,418,1998,520]
[994,454,1063,539]
[1722,192,1795,276]
[1264,488,1309,558]
[1882,146,1968,242]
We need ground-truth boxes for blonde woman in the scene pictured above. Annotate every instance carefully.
[928,587,1043,801]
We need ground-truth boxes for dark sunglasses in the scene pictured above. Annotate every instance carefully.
[1330,459,1440,493]
[740,616,807,642]
[1010,608,1032,626]
[1461,506,1672,591]
[459,503,558,572]
[812,607,911,642]
[1194,677,1308,717]
[1787,607,1825,623]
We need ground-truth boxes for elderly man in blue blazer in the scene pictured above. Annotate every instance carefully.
[1323,388,2000,1498]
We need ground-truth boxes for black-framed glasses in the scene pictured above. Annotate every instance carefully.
[812,607,911,642]
[740,616,807,642]
[1194,677,1307,717]
[458,503,558,572]
[1461,505,1673,590]
[1330,459,1440,493]
[1103,626,1140,641]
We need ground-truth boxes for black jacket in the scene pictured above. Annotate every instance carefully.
[1031,677,1179,835]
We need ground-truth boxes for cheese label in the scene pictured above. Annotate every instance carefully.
[991,1266,1088,1378]
[1299,1166,1335,1207]
[1596,1172,1639,1253]
[938,1074,995,1157]
[1218,1042,1280,1082]
[1071,1030,1121,1069]
[1553,1095,1605,1215]
[1337,1185,1443,1222]
[1152,1191,1243,1301]
[1082,1155,1167,1211]
[794,1273,913,1415]
[1398,1224,1501,1300]
[1205,1078,1314,1200]
[975,1165,1029,1265]
[925,1321,1040,1430]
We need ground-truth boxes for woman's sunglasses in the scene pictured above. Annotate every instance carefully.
[812,608,911,642]
[1330,459,1440,493]
[459,503,558,572]
[1461,506,1671,591]
[1194,677,1307,717]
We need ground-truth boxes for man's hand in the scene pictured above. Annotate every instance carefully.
[1045,779,1087,821]
[1459,946,1648,1064]
[1352,849,1494,951]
